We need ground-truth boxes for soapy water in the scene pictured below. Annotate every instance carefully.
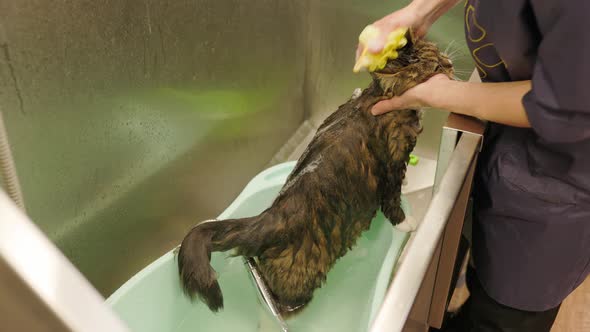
[173,213,407,332]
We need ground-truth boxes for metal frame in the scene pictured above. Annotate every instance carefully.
[426,134,479,328]
[0,190,130,332]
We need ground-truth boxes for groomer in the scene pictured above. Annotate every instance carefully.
[358,0,590,330]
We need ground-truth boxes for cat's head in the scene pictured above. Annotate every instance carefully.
[371,30,454,97]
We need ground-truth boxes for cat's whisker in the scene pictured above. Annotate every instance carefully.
[443,42,466,59]
[444,41,465,60]
[446,49,466,61]
[444,40,454,54]
[444,40,457,55]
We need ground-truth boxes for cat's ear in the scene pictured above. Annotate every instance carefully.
[405,28,417,47]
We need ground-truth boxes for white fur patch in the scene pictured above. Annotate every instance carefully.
[280,156,322,194]
[351,88,362,100]
[394,215,417,233]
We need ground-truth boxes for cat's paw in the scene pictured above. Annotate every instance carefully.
[394,215,418,233]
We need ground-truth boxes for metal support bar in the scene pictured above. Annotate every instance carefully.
[0,190,130,332]
[433,128,458,194]
[0,110,25,211]
[427,151,478,327]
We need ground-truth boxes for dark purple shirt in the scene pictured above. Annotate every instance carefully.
[465,0,590,311]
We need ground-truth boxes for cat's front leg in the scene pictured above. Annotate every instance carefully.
[380,117,421,233]
[381,190,417,232]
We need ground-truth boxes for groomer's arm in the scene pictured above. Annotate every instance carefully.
[373,1,590,138]
[371,74,532,128]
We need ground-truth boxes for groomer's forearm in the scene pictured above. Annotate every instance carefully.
[409,0,463,23]
[426,79,532,128]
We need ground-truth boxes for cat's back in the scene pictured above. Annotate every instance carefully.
[311,99,377,152]
[276,97,380,201]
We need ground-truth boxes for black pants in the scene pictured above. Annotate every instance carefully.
[439,267,561,332]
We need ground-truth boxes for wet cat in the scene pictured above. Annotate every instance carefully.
[177,33,453,314]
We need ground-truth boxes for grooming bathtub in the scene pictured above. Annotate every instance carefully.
[106,161,411,332]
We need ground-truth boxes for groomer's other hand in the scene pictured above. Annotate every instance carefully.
[371,74,450,115]
[371,73,533,128]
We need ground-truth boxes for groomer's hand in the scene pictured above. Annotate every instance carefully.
[371,74,450,115]
[371,73,533,128]
[356,0,462,60]
[356,6,424,61]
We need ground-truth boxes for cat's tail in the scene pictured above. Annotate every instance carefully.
[177,213,276,311]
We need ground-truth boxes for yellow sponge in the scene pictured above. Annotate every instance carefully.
[353,25,408,73]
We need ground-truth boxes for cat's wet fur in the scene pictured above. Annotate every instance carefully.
[177,32,454,314]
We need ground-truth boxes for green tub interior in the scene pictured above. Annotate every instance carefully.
[106,161,411,332]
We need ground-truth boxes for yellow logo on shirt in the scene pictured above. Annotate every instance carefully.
[465,3,507,79]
